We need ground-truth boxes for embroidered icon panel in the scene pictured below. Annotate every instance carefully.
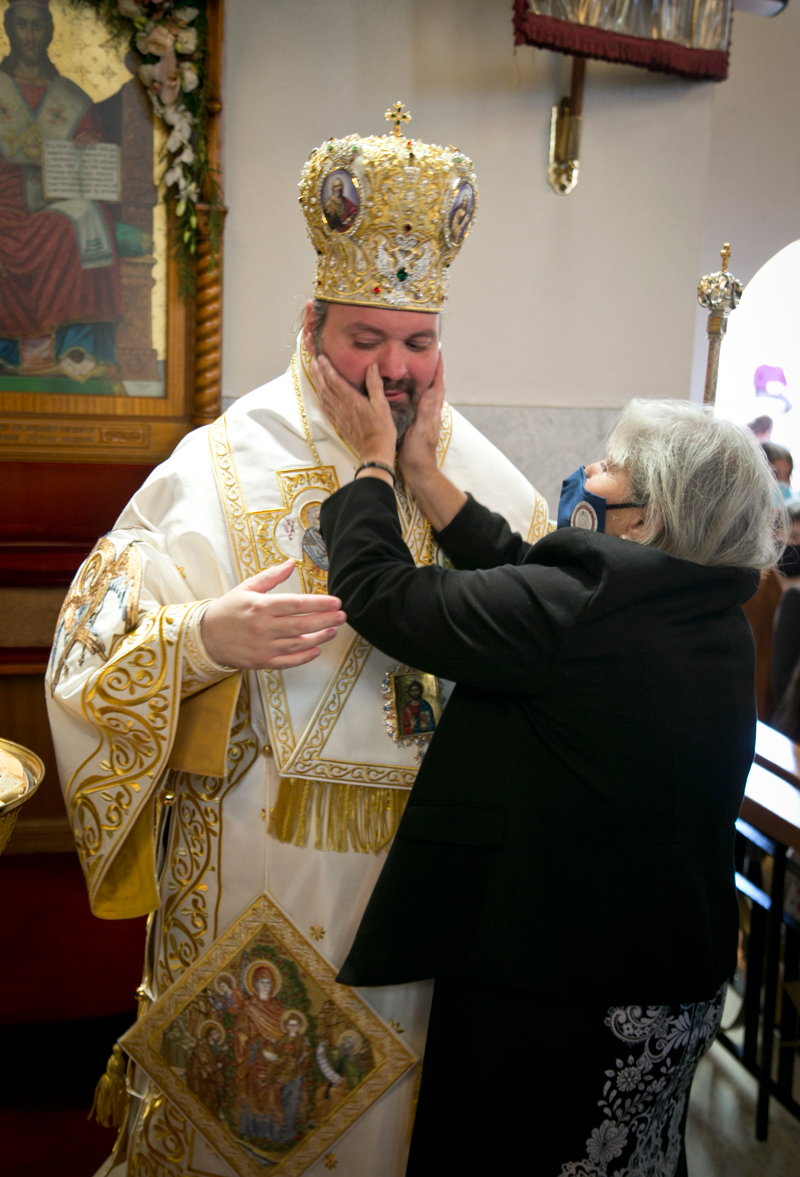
[122,893,416,1177]
[49,534,141,691]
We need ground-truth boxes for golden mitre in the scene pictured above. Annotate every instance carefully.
[298,102,478,314]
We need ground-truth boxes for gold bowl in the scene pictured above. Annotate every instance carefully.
[0,738,45,855]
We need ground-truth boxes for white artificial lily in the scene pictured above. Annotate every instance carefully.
[180,62,200,93]
[174,27,198,54]
[166,116,193,154]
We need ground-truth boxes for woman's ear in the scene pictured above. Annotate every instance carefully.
[636,507,662,545]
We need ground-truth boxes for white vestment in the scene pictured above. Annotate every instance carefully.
[46,342,548,1177]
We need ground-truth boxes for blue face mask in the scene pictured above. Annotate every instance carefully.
[557,467,644,533]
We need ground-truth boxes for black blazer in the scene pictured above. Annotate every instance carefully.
[320,480,760,1004]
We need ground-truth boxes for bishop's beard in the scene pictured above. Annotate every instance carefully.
[357,374,419,445]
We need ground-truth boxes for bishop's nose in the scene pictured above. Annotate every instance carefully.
[379,343,407,384]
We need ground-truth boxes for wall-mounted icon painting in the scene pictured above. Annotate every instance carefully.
[448,181,474,246]
[0,0,166,398]
[321,167,359,233]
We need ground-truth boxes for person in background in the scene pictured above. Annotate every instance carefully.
[776,501,800,582]
[762,441,796,501]
[747,415,773,443]
[771,505,800,736]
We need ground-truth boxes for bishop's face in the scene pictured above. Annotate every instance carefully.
[9,6,50,68]
[305,302,440,441]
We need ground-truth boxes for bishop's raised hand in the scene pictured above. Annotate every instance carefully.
[200,558,346,671]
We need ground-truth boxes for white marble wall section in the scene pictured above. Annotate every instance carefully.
[456,404,620,518]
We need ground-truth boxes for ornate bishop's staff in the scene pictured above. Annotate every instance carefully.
[697,243,743,405]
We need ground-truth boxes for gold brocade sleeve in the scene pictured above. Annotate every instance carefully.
[48,531,241,920]
[66,602,207,919]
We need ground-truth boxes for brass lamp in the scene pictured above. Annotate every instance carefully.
[0,738,45,855]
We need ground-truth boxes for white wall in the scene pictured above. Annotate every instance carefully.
[690,2,800,400]
[220,0,800,508]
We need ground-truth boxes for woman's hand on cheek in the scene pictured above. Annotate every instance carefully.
[398,353,444,486]
[312,355,397,463]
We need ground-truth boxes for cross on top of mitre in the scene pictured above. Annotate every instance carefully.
[385,101,411,137]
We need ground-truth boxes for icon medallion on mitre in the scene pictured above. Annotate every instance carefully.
[299,102,478,313]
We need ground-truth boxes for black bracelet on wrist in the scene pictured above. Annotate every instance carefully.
[354,460,396,486]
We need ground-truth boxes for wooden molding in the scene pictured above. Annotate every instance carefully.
[4,816,76,855]
[192,204,228,427]
[192,0,226,428]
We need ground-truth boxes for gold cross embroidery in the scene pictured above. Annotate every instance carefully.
[250,466,339,594]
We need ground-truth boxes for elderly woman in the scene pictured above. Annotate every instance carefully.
[313,355,782,1177]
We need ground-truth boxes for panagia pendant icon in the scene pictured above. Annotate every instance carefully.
[382,665,443,763]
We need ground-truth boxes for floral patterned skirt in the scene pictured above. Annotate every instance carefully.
[407,977,726,1176]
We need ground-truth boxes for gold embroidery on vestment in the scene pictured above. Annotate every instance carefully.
[51,536,142,691]
[131,1089,191,1175]
[527,493,549,544]
[67,602,202,918]
[209,416,260,582]
[283,634,418,787]
[208,415,295,769]
[207,366,451,794]
[250,465,339,595]
[156,678,259,994]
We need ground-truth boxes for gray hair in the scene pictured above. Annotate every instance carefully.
[605,399,786,571]
[311,299,330,355]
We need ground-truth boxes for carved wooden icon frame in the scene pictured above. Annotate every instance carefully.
[0,0,224,467]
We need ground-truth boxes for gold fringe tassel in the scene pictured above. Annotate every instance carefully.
[269,777,409,854]
[89,1043,129,1129]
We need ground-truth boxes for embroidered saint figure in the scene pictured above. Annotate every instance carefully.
[49,536,141,691]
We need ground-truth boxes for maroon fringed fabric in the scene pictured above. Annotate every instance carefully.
[513,0,730,81]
